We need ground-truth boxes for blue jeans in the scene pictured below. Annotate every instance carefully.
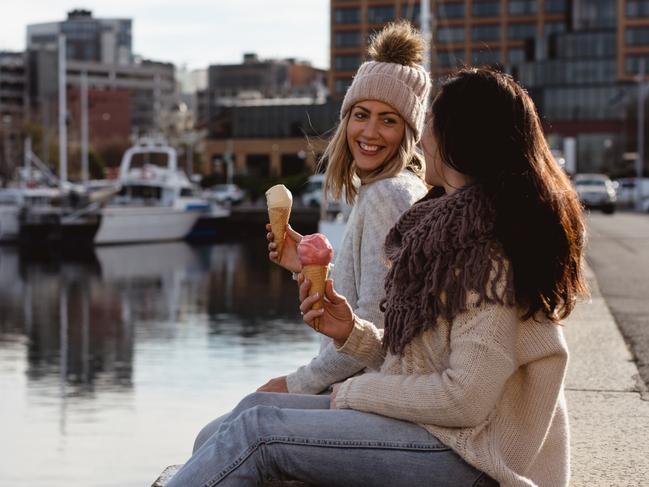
[169,392,497,487]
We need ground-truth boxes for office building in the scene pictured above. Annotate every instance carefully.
[0,51,27,180]
[329,0,649,174]
[25,10,176,170]
[202,54,331,178]
[27,9,132,66]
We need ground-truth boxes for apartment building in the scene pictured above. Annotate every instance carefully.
[329,0,649,174]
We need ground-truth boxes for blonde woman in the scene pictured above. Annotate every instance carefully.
[260,21,430,395]
[191,21,430,453]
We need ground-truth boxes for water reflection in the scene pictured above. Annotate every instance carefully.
[0,239,319,487]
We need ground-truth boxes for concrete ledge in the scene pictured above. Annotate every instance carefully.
[152,465,182,487]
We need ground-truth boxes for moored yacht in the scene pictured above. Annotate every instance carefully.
[94,138,209,245]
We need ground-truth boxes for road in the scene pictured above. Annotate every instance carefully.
[586,211,649,389]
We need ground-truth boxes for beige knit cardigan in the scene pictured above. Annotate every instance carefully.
[335,283,570,487]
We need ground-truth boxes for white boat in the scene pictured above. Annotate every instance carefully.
[94,139,210,245]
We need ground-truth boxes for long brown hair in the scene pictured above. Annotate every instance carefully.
[431,67,589,321]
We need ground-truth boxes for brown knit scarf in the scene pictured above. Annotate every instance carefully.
[381,184,515,355]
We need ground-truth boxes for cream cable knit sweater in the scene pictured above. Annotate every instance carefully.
[335,282,570,487]
[286,171,427,394]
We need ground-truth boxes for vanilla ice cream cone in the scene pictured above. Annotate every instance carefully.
[265,185,293,261]
[302,264,329,330]
[268,207,291,260]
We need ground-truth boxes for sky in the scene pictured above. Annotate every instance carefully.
[0,0,331,70]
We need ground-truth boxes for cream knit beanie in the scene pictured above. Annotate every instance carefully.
[340,21,432,141]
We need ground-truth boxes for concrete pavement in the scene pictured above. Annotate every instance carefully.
[565,262,649,486]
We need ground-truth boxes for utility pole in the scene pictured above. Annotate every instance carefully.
[80,70,89,182]
[58,34,67,188]
[636,59,646,211]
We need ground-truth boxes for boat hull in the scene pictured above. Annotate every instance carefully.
[95,207,201,244]
[19,212,101,249]
[0,207,19,242]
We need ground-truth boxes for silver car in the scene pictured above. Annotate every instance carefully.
[573,173,617,214]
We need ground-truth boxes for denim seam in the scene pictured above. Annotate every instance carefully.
[262,435,450,450]
[203,436,450,486]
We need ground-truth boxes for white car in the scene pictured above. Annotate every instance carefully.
[301,174,342,213]
[204,184,245,205]
[573,173,617,214]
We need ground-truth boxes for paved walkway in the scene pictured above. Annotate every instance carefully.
[564,262,649,486]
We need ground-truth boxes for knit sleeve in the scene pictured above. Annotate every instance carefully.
[353,177,422,327]
[285,175,424,394]
[335,303,522,427]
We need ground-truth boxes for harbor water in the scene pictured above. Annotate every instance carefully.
[0,240,321,487]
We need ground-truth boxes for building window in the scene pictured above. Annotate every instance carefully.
[544,21,566,36]
[472,24,500,42]
[472,1,500,17]
[472,49,501,66]
[334,55,362,71]
[367,6,395,24]
[545,0,567,13]
[544,86,624,122]
[281,154,306,176]
[438,2,465,19]
[508,0,537,16]
[626,27,649,46]
[508,23,536,40]
[507,47,527,64]
[334,78,352,95]
[574,0,616,28]
[334,7,361,24]
[627,0,649,17]
[626,55,649,74]
[246,154,270,178]
[555,32,616,59]
[437,26,465,44]
[437,49,465,68]
[334,31,361,48]
[400,3,421,22]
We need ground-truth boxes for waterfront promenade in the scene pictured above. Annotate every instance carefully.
[566,262,649,486]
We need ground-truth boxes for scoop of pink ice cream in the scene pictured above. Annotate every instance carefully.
[298,233,333,266]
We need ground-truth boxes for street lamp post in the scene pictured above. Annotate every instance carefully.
[58,34,68,188]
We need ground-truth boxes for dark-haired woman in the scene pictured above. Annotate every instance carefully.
[167,68,586,487]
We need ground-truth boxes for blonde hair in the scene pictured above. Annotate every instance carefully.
[317,112,424,203]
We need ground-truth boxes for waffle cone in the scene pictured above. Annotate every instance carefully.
[302,264,329,330]
[268,206,291,261]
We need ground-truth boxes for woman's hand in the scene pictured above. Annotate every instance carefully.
[299,278,355,344]
[266,223,302,273]
[256,375,288,393]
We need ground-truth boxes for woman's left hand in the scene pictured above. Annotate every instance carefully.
[330,383,342,410]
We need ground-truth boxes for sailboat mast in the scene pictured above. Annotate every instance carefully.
[58,34,68,187]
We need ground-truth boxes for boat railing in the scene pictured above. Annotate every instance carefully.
[61,201,102,224]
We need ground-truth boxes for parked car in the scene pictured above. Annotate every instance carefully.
[301,174,342,212]
[573,173,617,214]
[203,184,245,205]
[615,177,649,209]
